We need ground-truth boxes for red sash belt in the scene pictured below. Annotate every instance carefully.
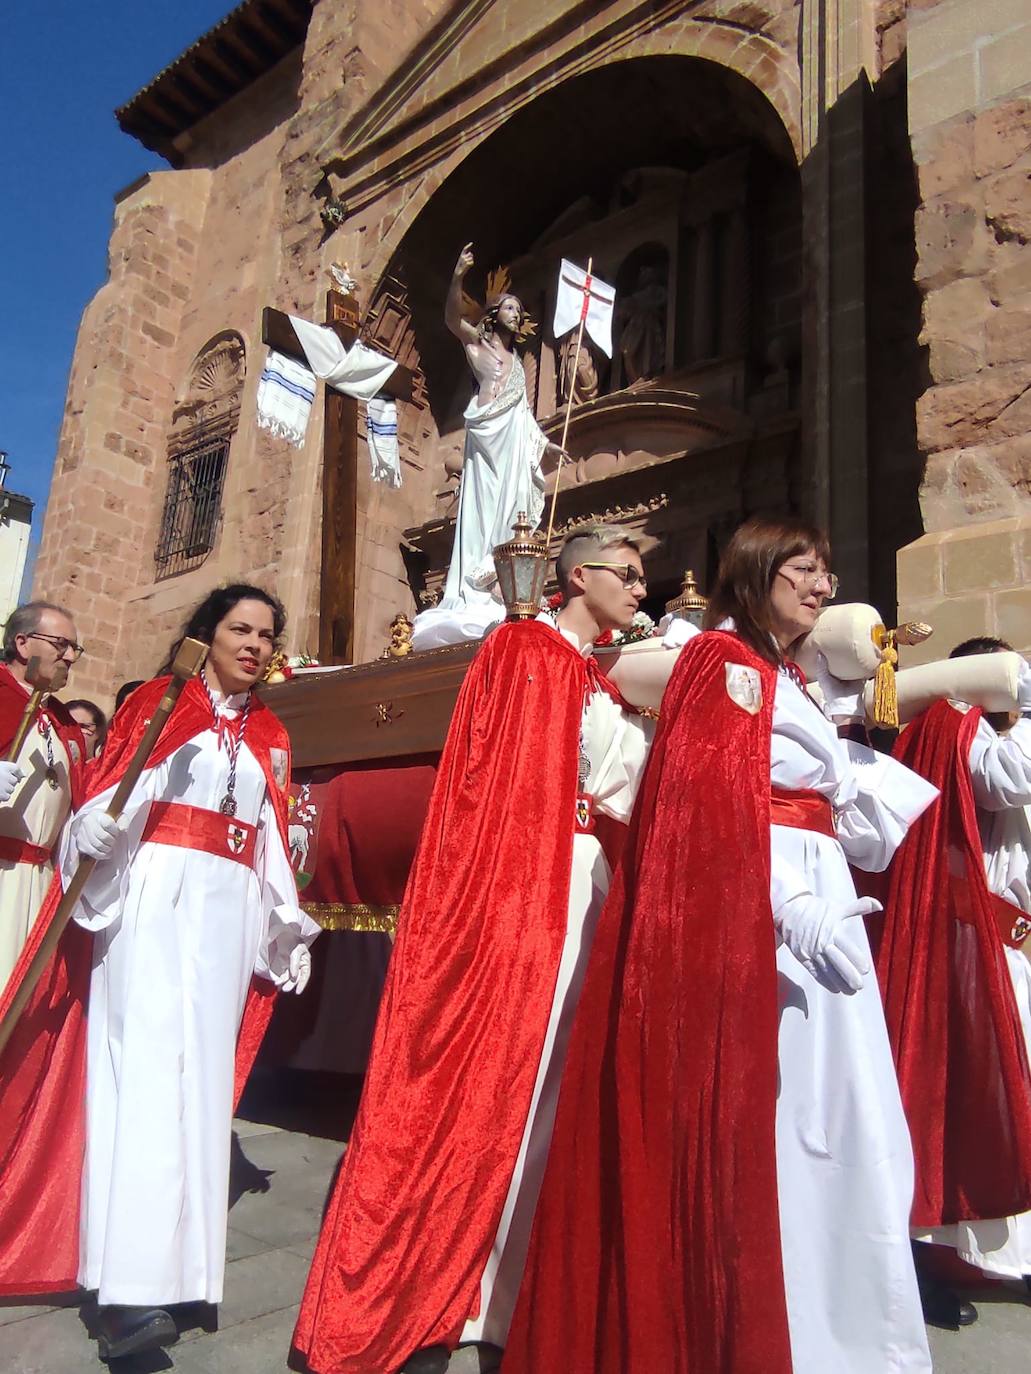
[0,835,52,867]
[991,893,1031,951]
[142,801,257,869]
[575,793,628,872]
[770,787,837,841]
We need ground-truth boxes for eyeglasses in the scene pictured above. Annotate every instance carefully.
[579,562,648,590]
[26,632,86,661]
[776,562,838,601]
[74,721,98,736]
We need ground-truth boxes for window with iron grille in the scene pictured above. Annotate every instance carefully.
[155,434,229,578]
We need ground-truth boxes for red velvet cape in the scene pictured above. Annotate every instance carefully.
[0,661,86,807]
[294,621,594,1374]
[0,674,292,1295]
[870,698,1031,1228]
[502,631,792,1374]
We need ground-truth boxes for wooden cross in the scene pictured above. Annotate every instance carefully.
[261,290,415,665]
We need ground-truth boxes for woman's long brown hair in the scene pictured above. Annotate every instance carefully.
[703,514,832,665]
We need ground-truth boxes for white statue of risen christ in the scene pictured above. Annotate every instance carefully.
[411,244,565,651]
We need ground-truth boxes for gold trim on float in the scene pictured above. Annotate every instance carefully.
[302,901,400,934]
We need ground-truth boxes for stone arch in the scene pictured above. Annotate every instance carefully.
[155,331,247,579]
[362,27,801,276]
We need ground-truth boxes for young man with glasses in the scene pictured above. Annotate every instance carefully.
[295,524,687,1374]
[0,600,86,990]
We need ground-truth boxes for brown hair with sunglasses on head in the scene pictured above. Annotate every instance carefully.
[704,514,836,666]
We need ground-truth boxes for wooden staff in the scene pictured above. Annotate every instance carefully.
[6,658,69,763]
[543,255,593,551]
[0,638,208,1056]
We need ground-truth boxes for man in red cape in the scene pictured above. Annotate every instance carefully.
[0,669,303,1336]
[870,689,1031,1323]
[294,525,669,1374]
[500,630,792,1374]
[0,600,87,990]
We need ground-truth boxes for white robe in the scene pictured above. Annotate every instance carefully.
[460,629,655,1347]
[66,701,319,1306]
[0,711,74,993]
[412,361,547,651]
[769,669,937,1373]
[917,712,1031,1277]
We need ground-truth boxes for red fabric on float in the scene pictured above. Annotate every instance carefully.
[502,631,792,1374]
[0,675,293,1295]
[870,698,1031,1228]
[294,620,589,1374]
[303,759,439,908]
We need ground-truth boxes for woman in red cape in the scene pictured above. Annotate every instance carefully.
[0,584,318,1363]
[870,690,1031,1319]
[503,516,935,1374]
[504,627,789,1374]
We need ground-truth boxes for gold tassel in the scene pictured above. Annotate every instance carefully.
[871,627,899,729]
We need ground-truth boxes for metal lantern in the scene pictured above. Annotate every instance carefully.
[493,512,549,620]
[665,569,708,629]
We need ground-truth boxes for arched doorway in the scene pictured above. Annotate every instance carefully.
[361,55,802,607]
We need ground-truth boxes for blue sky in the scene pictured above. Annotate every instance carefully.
[0,1,234,587]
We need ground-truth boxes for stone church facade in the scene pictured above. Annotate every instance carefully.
[34,0,1031,703]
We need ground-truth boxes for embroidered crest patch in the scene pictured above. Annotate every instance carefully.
[725,663,763,715]
[227,823,247,855]
[270,747,288,788]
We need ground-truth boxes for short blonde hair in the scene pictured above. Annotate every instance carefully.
[555,524,642,593]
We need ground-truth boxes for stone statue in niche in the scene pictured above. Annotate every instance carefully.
[558,331,601,406]
[618,264,667,383]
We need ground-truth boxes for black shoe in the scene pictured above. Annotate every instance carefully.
[917,1277,979,1330]
[95,1304,178,1361]
[399,1347,450,1374]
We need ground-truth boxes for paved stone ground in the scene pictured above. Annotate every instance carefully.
[2,1081,1030,1372]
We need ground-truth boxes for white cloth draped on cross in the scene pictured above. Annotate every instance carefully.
[256,315,402,486]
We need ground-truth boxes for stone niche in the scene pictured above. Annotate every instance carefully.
[384,54,804,613]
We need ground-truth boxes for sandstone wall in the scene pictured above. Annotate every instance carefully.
[895,0,1031,659]
[39,0,966,698]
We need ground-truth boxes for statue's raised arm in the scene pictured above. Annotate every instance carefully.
[445,243,481,350]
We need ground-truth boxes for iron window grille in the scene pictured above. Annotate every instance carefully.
[155,434,229,578]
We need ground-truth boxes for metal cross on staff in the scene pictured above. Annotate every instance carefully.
[544,257,617,547]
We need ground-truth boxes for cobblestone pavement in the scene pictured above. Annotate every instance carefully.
[2,1105,1030,1372]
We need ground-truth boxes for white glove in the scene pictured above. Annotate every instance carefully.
[274,943,312,995]
[0,762,24,805]
[814,651,866,724]
[1017,659,1031,713]
[774,892,880,993]
[76,811,122,862]
[658,614,701,649]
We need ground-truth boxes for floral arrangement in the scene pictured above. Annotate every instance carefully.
[288,653,320,669]
[595,611,656,648]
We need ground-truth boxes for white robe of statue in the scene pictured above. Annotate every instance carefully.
[769,667,937,1374]
[412,360,547,651]
[65,697,319,1307]
[915,703,1031,1277]
[460,621,658,1346]
[0,713,74,992]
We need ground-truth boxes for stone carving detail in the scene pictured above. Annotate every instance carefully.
[558,332,601,405]
[618,262,667,383]
[554,492,669,536]
[171,333,246,435]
